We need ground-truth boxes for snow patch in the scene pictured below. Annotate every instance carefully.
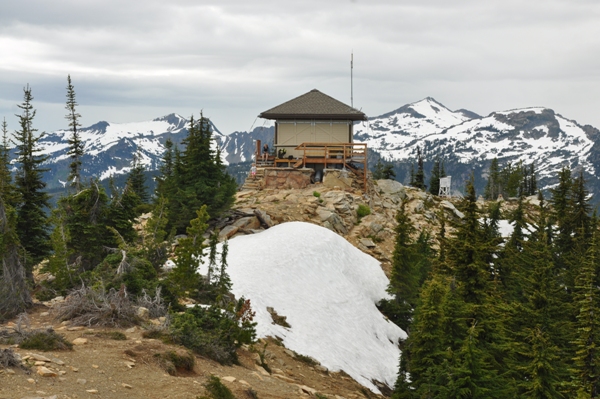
[200,222,405,393]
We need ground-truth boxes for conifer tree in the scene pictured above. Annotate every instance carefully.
[65,75,84,191]
[485,158,501,200]
[161,114,237,233]
[571,232,600,398]
[12,84,51,268]
[402,275,453,397]
[127,152,149,204]
[373,158,385,180]
[0,118,17,206]
[414,147,425,190]
[106,181,139,243]
[57,179,110,272]
[384,202,420,330]
[169,206,210,298]
[429,157,442,195]
[446,175,490,305]
[440,323,501,399]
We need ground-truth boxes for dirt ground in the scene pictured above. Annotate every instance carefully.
[0,305,381,399]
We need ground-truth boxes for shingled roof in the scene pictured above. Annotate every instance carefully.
[259,89,367,121]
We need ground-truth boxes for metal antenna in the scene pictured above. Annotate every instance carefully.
[351,52,354,108]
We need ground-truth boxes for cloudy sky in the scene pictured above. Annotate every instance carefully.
[2,0,600,135]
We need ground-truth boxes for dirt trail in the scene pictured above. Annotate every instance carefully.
[1,306,377,399]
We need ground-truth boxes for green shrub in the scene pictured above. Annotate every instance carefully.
[154,350,195,376]
[19,330,73,351]
[313,191,321,198]
[198,376,236,399]
[357,204,371,219]
[170,303,256,365]
[293,352,318,366]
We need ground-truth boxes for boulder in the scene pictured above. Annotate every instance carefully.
[440,200,465,219]
[37,366,57,377]
[72,338,88,345]
[376,180,406,198]
[136,307,149,321]
[219,225,239,240]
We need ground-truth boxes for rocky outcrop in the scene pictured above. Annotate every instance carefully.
[263,168,313,190]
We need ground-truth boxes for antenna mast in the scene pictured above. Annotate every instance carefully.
[351,52,354,108]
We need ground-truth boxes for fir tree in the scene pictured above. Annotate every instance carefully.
[169,206,210,298]
[414,147,426,190]
[571,232,600,398]
[162,114,237,233]
[373,158,385,180]
[12,84,51,268]
[127,151,149,204]
[485,158,501,200]
[429,157,442,195]
[65,75,84,191]
[155,138,175,199]
[0,118,17,206]
[384,202,420,330]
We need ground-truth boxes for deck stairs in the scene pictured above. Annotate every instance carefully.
[240,167,266,191]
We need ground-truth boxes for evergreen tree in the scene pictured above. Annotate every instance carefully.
[155,138,175,199]
[56,179,111,272]
[402,275,454,397]
[485,158,501,200]
[65,75,84,191]
[12,84,51,268]
[127,152,149,204]
[373,158,385,180]
[162,114,237,233]
[414,147,425,190]
[106,181,139,244]
[571,232,600,398]
[429,157,442,195]
[383,202,420,330]
[529,163,537,195]
[169,206,209,298]
[0,118,17,206]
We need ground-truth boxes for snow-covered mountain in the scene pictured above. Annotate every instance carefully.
[355,98,600,196]
[35,114,268,191]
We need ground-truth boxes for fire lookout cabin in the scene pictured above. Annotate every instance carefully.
[257,89,368,189]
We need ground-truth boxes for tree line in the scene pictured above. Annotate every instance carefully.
[383,166,599,398]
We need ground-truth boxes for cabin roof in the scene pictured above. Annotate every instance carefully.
[259,89,367,121]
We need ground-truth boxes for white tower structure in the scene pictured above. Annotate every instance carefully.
[439,176,451,198]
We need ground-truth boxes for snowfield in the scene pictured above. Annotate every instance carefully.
[200,222,406,393]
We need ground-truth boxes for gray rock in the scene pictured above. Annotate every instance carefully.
[136,307,149,321]
[359,238,376,248]
[327,213,348,235]
[317,209,333,222]
[414,200,425,213]
[440,200,465,219]
[376,179,405,197]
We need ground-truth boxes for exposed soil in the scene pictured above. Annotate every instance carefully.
[1,305,378,399]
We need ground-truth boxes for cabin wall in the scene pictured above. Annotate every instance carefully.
[275,120,352,158]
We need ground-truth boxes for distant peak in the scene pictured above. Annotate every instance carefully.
[153,113,186,122]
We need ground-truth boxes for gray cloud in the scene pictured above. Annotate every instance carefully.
[2,0,600,134]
